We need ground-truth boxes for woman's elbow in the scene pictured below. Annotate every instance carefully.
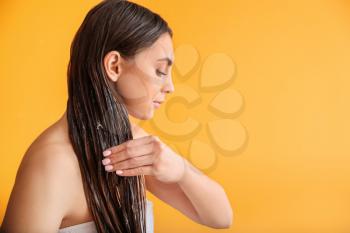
[205,207,234,229]
[215,210,234,229]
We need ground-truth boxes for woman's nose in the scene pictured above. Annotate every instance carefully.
[162,76,175,94]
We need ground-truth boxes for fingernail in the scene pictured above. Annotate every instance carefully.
[105,165,113,171]
[116,170,123,175]
[103,150,111,156]
[102,158,110,165]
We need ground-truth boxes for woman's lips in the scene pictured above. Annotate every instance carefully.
[153,101,162,108]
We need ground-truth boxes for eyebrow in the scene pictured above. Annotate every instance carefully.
[157,57,174,66]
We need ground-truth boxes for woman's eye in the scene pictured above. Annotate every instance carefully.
[156,69,167,77]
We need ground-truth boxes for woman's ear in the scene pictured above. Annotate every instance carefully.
[104,50,123,82]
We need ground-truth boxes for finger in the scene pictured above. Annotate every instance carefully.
[103,153,154,172]
[103,135,157,157]
[102,143,154,166]
[114,154,154,170]
[112,142,154,164]
[126,135,157,147]
[115,165,153,176]
[103,142,127,156]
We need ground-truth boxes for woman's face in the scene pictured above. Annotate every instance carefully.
[104,33,175,120]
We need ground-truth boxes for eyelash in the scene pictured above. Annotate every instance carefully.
[156,69,167,78]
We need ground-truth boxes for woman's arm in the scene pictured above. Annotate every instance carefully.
[132,124,233,229]
[145,154,233,229]
[1,145,74,233]
[145,168,233,228]
[178,159,233,228]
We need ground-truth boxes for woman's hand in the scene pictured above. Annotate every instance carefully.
[101,135,186,183]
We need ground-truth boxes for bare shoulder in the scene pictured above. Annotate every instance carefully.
[1,124,79,233]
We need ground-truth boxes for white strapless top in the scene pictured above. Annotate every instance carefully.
[58,199,153,233]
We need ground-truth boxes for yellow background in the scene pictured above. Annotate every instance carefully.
[1,0,350,232]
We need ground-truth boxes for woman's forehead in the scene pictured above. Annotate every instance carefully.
[140,34,174,61]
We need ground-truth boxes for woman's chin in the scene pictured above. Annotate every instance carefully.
[129,107,154,120]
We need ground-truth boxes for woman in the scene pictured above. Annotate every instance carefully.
[1,0,233,232]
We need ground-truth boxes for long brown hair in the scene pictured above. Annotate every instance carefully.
[66,0,172,232]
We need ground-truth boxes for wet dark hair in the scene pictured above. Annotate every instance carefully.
[66,0,172,232]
